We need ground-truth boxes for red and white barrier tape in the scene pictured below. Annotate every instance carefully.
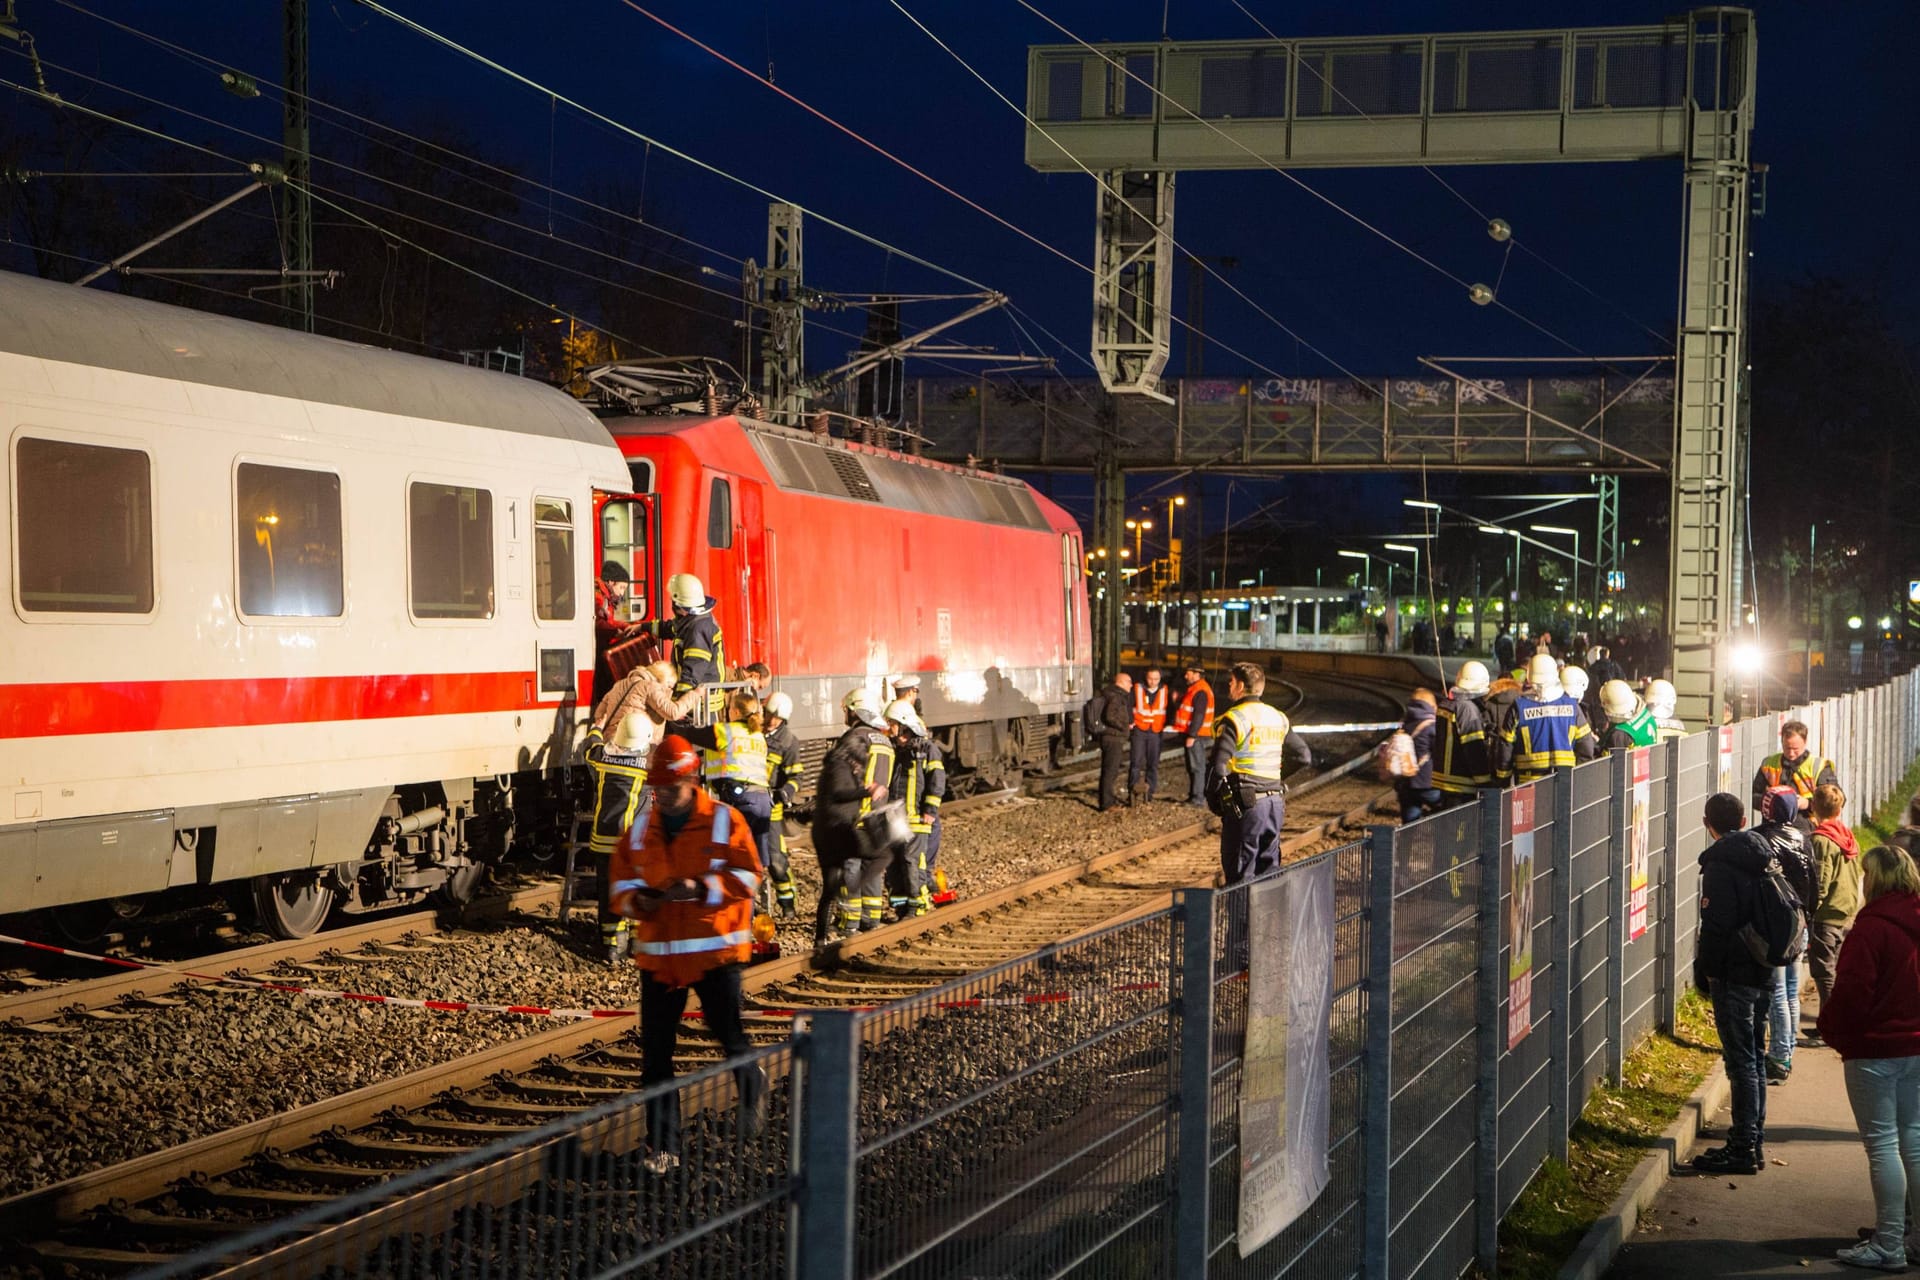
[2,933,1186,1025]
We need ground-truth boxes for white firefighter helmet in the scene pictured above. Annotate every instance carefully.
[1561,665,1589,702]
[1455,660,1491,696]
[764,691,793,722]
[1599,679,1640,721]
[667,572,706,609]
[1526,652,1561,693]
[1647,678,1677,716]
[612,710,654,755]
[842,686,888,730]
[884,698,927,738]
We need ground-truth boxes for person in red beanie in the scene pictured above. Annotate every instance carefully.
[1819,845,1920,1271]
[608,734,766,1172]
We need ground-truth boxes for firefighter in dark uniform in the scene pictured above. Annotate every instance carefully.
[810,687,896,947]
[1493,654,1597,783]
[883,698,944,917]
[640,572,725,701]
[1208,662,1313,884]
[762,690,803,916]
[1432,660,1494,801]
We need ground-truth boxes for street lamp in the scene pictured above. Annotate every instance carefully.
[1530,524,1585,617]
[1383,542,1422,591]
[1402,499,1440,511]
[1337,549,1371,594]
[1125,516,1153,565]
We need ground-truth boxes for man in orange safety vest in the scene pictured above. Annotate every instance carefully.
[1172,662,1216,809]
[1129,667,1171,805]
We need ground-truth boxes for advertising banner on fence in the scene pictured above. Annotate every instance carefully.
[1718,726,1736,797]
[1508,785,1536,1051]
[1238,858,1333,1256]
[1628,748,1651,941]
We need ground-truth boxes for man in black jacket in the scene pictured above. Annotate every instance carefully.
[1693,791,1780,1174]
[1095,673,1133,812]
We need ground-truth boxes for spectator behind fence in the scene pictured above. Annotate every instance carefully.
[1818,845,1920,1272]
[1691,791,1781,1176]
[1806,783,1864,1038]
[1755,789,1814,1082]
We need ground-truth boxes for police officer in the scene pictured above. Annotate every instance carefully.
[891,673,922,708]
[1432,660,1494,801]
[762,691,803,916]
[810,688,896,947]
[1171,663,1215,809]
[684,689,773,909]
[1597,679,1659,753]
[642,572,725,699]
[1494,654,1597,784]
[1129,667,1170,805]
[1207,663,1313,884]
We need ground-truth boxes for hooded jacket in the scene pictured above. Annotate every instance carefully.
[1818,890,1920,1060]
[1694,827,1783,990]
[1809,817,1863,923]
[1399,695,1437,791]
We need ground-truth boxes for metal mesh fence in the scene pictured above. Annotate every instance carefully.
[140,672,1920,1280]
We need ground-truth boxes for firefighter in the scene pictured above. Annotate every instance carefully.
[881,698,942,918]
[1751,718,1840,815]
[1207,663,1313,885]
[1171,663,1215,809]
[1597,679,1659,753]
[1646,678,1687,742]
[811,687,896,946]
[607,735,766,1171]
[584,661,698,963]
[1432,660,1494,800]
[640,572,725,699]
[1129,667,1170,804]
[1494,653,1597,784]
[684,689,773,910]
[762,691,803,916]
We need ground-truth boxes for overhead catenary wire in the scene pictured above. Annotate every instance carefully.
[1227,0,1673,352]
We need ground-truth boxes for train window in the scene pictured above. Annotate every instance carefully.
[600,500,648,624]
[15,436,154,614]
[627,459,654,493]
[235,464,343,618]
[533,497,575,621]
[708,477,733,549]
[408,482,494,620]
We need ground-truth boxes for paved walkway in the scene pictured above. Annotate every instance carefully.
[1607,1024,1880,1278]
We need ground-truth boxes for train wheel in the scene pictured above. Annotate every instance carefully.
[251,871,336,939]
[48,897,143,945]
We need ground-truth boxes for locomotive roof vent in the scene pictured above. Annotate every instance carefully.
[826,451,882,503]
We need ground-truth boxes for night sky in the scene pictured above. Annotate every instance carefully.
[3,0,1912,554]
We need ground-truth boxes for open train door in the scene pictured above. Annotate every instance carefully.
[593,492,660,697]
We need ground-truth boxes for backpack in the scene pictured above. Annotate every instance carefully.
[1082,694,1105,739]
[1377,731,1420,781]
[1736,856,1809,968]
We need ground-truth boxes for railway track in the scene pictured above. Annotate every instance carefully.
[0,881,566,1031]
[0,765,1394,1275]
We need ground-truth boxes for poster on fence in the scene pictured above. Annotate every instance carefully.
[1237,858,1333,1256]
[1508,785,1536,1051]
[1628,748,1651,941]
[1718,726,1735,797]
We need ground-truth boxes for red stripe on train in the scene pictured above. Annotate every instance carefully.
[0,670,593,740]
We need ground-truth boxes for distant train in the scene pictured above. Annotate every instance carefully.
[0,269,1090,938]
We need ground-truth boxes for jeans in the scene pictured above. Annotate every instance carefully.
[1184,739,1210,806]
[1710,979,1772,1152]
[1844,1056,1920,1253]
[1397,784,1443,823]
[1769,957,1802,1068]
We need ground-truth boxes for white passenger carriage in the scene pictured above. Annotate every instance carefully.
[0,271,627,935]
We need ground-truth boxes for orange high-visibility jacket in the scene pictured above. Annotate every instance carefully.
[1133,683,1169,732]
[1172,681,1215,738]
[609,789,763,988]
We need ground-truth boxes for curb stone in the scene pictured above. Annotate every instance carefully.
[1553,1061,1731,1280]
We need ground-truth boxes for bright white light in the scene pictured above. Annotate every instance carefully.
[1403,499,1440,510]
[1849,616,1864,630]
[1880,617,1894,631]
[1730,642,1764,677]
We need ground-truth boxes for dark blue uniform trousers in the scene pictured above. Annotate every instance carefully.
[1220,790,1286,884]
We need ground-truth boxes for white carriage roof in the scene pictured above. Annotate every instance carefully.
[0,269,611,446]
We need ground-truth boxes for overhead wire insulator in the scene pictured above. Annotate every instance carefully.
[1487,218,1512,243]
[1468,283,1495,306]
